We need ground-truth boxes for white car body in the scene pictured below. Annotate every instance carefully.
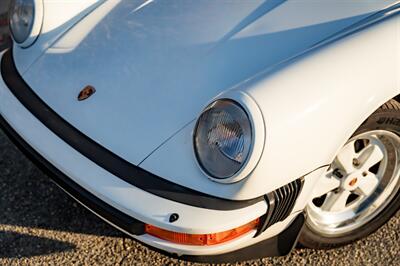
[1,0,399,262]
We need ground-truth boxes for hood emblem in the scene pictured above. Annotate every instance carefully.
[78,85,96,101]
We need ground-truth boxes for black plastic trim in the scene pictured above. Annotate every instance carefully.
[0,96,305,263]
[0,49,264,211]
[179,213,305,263]
[255,178,304,236]
[0,114,146,236]
[0,110,306,261]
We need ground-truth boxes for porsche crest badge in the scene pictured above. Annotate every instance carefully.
[78,85,96,101]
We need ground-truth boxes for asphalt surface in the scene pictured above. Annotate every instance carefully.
[0,126,399,266]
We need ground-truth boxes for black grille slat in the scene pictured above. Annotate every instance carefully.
[283,184,294,218]
[285,182,297,217]
[269,192,280,226]
[276,186,289,222]
[279,184,294,221]
[272,188,285,225]
[256,178,304,236]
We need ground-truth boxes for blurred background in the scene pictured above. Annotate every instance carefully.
[0,0,11,51]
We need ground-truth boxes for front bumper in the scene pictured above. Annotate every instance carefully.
[0,49,305,262]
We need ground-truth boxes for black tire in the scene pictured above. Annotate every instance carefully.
[299,99,400,249]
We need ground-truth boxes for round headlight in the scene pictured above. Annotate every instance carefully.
[194,99,252,180]
[9,0,42,47]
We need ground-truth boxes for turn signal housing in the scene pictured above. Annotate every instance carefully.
[145,218,260,246]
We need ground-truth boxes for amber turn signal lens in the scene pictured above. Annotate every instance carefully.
[145,218,260,246]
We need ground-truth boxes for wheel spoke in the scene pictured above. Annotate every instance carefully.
[358,141,384,171]
[321,190,351,212]
[335,140,357,173]
[306,130,400,236]
[357,172,379,196]
[311,171,341,198]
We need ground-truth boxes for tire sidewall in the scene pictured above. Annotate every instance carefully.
[300,108,400,248]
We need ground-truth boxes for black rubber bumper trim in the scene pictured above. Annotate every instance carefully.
[0,49,263,211]
[0,111,304,263]
[179,213,305,263]
[0,114,146,236]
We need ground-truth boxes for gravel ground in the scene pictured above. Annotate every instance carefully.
[0,129,399,266]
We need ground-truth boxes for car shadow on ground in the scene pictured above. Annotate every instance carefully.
[0,231,75,259]
[0,129,124,258]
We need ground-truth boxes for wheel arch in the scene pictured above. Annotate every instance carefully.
[235,15,400,198]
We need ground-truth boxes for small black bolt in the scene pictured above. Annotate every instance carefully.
[353,158,360,167]
[169,213,179,223]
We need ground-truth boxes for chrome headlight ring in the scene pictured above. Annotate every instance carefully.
[194,91,265,184]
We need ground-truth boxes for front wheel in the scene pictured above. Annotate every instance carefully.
[299,99,400,249]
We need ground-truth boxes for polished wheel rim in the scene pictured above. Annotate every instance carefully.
[307,130,400,236]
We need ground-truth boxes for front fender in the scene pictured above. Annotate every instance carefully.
[246,14,399,198]
[140,15,400,200]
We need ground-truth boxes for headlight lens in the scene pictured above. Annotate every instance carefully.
[194,99,252,180]
[9,0,35,44]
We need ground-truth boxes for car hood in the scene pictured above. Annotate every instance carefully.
[19,0,394,165]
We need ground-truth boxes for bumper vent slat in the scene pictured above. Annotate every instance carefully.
[273,187,287,224]
[255,178,304,236]
[280,185,292,221]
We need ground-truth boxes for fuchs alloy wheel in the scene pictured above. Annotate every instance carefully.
[300,99,400,249]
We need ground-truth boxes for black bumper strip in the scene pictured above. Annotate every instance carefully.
[1,110,305,261]
[0,114,146,236]
[179,213,305,263]
[1,49,263,211]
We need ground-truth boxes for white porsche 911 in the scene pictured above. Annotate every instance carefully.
[1,0,400,263]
